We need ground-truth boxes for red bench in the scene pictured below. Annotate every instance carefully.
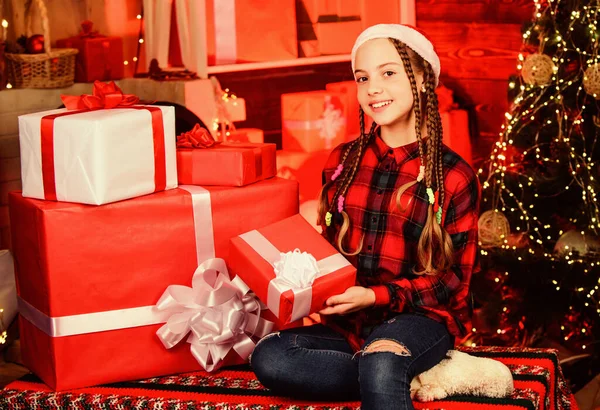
[0,346,578,409]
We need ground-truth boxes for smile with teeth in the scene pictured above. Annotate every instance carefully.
[371,100,393,109]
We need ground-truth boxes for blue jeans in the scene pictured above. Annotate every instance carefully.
[250,313,453,410]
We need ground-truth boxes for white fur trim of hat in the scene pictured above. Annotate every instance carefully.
[351,24,441,87]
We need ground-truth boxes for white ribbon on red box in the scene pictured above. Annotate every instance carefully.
[18,185,271,371]
[239,230,352,322]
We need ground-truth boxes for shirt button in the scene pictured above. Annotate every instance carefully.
[367,245,373,251]
[377,189,383,195]
[385,165,390,170]
[388,149,394,155]
[372,216,377,223]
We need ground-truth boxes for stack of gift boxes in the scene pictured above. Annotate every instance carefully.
[8,82,356,391]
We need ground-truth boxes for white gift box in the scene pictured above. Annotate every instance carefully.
[19,105,178,205]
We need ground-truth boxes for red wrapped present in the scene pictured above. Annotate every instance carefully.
[206,0,297,65]
[177,138,276,187]
[9,177,299,390]
[326,80,377,138]
[297,23,320,57]
[298,0,401,28]
[297,0,362,55]
[441,110,472,166]
[282,91,347,152]
[176,124,275,186]
[276,149,330,203]
[316,19,362,55]
[55,21,124,83]
[18,81,177,205]
[298,0,361,24]
[229,214,356,324]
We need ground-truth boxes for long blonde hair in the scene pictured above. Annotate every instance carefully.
[318,38,454,275]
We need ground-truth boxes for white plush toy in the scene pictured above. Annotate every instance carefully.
[410,350,514,402]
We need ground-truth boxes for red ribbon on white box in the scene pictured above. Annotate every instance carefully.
[17,186,270,371]
[239,229,352,322]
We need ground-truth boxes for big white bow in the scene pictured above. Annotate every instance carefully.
[155,258,274,371]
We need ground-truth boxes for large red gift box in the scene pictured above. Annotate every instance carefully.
[177,143,276,186]
[56,22,124,83]
[9,178,298,390]
[229,214,356,324]
[206,0,297,65]
[282,91,348,152]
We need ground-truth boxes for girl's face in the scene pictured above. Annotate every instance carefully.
[354,38,423,128]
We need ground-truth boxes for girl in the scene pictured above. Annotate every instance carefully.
[251,24,480,410]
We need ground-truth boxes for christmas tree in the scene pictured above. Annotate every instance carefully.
[473,0,600,364]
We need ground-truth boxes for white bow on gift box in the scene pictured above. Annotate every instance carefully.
[155,258,274,372]
[272,249,320,289]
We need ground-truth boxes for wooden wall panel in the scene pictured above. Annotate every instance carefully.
[442,77,511,162]
[417,0,534,164]
[417,0,533,23]
[419,22,522,80]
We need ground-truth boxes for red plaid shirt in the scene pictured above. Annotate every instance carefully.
[321,135,481,351]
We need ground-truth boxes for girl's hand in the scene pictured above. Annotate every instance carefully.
[318,286,376,315]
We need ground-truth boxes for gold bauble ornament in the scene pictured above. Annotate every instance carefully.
[583,63,600,99]
[553,230,600,257]
[522,53,555,86]
[478,210,510,248]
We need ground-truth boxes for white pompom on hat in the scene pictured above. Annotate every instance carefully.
[351,24,441,87]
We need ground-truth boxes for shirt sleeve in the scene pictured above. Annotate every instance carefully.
[369,168,481,312]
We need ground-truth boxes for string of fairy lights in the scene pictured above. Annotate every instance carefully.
[476,0,600,349]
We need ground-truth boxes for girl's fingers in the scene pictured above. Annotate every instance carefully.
[319,303,355,315]
[326,294,345,306]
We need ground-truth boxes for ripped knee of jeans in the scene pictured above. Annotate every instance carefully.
[249,332,280,364]
[360,338,411,357]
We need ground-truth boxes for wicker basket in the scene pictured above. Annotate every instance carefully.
[4,0,78,88]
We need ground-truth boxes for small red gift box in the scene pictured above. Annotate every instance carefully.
[229,214,356,324]
[176,125,275,187]
[56,21,124,83]
[9,177,298,390]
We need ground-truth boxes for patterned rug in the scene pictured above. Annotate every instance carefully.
[0,347,578,409]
